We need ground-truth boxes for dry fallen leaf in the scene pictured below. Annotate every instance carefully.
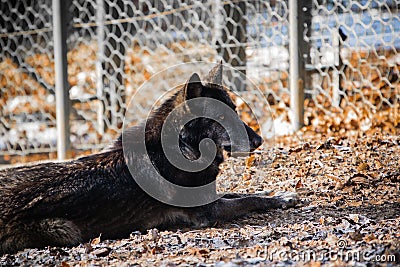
[186,247,209,257]
[374,159,383,168]
[347,214,360,223]
[309,262,322,267]
[370,199,385,205]
[245,155,255,168]
[344,173,370,187]
[351,175,370,185]
[295,179,303,189]
[92,247,111,257]
[347,201,363,207]
[91,234,101,245]
[326,174,342,183]
[242,173,251,181]
[289,146,302,153]
[349,231,364,241]
[364,233,377,243]
[150,246,163,255]
[197,248,210,256]
[358,162,369,171]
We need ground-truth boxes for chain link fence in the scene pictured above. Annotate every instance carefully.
[0,0,399,163]
[0,0,56,159]
[304,0,399,133]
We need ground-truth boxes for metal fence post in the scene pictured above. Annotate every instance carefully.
[212,0,223,51]
[52,0,70,160]
[96,0,105,136]
[289,0,309,131]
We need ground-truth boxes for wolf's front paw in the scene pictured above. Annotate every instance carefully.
[273,192,298,209]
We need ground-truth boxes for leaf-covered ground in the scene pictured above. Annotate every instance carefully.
[1,130,399,266]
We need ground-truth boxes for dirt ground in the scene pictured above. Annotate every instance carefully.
[0,128,399,267]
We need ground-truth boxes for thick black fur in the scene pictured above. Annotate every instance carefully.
[0,63,296,254]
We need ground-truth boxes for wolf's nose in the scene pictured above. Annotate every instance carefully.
[251,135,263,149]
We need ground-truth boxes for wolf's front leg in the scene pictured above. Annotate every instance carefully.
[191,192,298,227]
[221,190,274,199]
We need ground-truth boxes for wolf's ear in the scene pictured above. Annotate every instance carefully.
[183,73,202,100]
[204,61,223,86]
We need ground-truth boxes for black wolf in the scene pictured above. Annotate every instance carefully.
[0,63,297,254]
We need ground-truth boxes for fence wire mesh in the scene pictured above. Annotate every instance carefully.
[304,0,399,134]
[0,0,399,163]
[0,0,55,158]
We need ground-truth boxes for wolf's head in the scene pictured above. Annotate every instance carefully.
[145,62,263,166]
[119,62,263,192]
